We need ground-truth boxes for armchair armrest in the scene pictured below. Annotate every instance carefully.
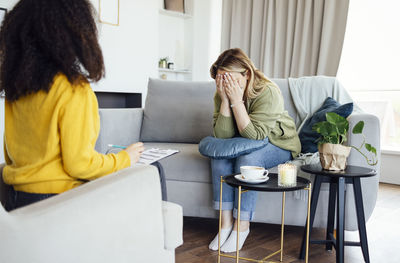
[96,108,144,153]
[1,165,182,263]
[162,201,183,250]
[347,113,381,169]
[346,113,381,230]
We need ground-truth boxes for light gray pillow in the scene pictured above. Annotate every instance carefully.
[140,78,215,143]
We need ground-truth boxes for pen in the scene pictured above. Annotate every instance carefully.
[108,144,127,149]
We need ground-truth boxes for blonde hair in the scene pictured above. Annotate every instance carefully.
[210,48,272,99]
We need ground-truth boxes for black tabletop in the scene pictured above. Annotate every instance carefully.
[301,164,376,178]
[224,173,311,192]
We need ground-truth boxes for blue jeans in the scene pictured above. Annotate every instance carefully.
[5,187,57,211]
[211,142,291,221]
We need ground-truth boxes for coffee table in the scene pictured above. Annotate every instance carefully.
[217,173,312,263]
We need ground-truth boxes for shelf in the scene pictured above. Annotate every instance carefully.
[159,9,192,19]
[159,68,192,74]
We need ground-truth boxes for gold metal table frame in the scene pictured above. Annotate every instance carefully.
[217,176,312,263]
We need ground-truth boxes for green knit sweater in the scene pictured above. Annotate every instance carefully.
[213,81,301,158]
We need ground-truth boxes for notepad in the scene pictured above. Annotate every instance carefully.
[137,148,179,165]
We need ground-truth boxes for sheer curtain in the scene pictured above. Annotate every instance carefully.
[221,0,349,78]
[337,0,400,151]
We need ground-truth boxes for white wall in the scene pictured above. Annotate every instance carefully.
[0,0,18,8]
[380,153,400,185]
[191,0,222,81]
[159,14,186,69]
[90,0,158,103]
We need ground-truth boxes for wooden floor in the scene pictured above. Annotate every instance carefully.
[176,183,400,263]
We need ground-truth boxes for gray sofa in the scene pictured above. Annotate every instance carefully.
[96,78,381,230]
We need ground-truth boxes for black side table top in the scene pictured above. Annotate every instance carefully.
[301,164,376,178]
[224,173,311,192]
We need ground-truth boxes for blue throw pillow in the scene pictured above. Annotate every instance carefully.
[299,97,353,153]
[198,136,269,159]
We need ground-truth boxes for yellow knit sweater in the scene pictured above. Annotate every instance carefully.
[3,74,131,194]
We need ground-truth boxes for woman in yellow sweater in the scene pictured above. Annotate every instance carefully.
[0,0,143,211]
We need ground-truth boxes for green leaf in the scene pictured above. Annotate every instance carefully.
[336,121,349,137]
[353,121,364,134]
[371,146,377,155]
[326,112,346,125]
[312,122,322,132]
[365,144,377,155]
[365,143,372,151]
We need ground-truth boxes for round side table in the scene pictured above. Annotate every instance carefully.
[217,173,312,263]
[298,164,376,263]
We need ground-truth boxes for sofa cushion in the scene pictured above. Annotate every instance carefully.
[141,78,215,143]
[198,136,269,159]
[272,78,297,120]
[299,97,353,153]
[144,142,211,183]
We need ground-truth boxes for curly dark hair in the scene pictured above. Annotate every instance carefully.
[0,0,105,101]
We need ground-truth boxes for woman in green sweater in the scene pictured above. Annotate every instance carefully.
[208,48,301,252]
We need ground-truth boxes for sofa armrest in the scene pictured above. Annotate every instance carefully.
[96,108,144,153]
[162,201,183,250]
[348,113,381,169]
[345,113,381,230]
[1,165,180,263]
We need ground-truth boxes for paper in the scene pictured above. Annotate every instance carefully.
[137,148,179,165]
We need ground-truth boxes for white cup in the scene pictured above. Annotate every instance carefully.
[240,166,268,180]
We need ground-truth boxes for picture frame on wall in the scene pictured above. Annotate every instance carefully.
[98,0,120,26]
[164,0,184,13]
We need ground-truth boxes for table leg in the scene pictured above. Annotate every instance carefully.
[280,192,286,262]
[305,183,312,263]
[336,177,345,263]
[236,185,242,263]
[218,176,223,263]
[299,175,323,259]
[353,177,370,263]
[326,180,337,250]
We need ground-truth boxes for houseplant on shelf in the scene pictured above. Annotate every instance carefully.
[312,112,378,170]
[159,57,169,68]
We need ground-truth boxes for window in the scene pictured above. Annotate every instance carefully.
[337,0,400,152]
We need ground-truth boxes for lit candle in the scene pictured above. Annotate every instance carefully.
[278,163,297,187]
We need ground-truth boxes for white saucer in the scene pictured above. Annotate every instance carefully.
[234,174,269,184]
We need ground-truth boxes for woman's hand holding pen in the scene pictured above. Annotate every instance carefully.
[124,142,145,165]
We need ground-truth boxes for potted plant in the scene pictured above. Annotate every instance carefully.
[312,112,378,170]
[159,57,168,68]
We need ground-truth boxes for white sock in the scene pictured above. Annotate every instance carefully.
[220,228,250,253]
[209,225,233,251]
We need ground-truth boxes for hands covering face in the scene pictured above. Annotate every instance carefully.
[215,72,244,104]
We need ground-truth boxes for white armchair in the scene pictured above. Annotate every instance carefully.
[0,164,183,263]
